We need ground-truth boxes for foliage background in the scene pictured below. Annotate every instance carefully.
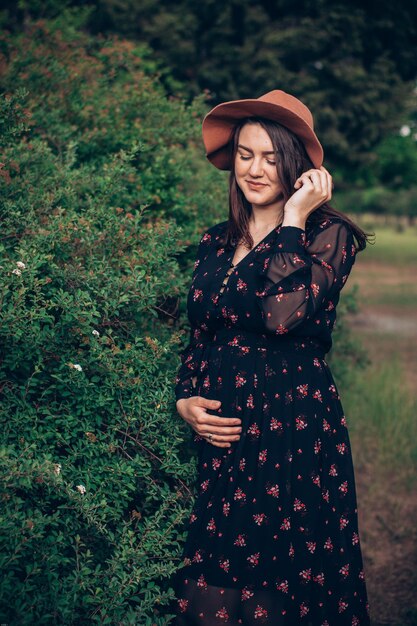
[0,1,416,623]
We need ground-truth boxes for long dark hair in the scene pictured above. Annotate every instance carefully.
[221,117,373,252]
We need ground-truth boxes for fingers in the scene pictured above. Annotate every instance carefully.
[203,431,242,448]
[294,167,332,202]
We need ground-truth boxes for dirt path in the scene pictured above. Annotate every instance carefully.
[345,259,417,625]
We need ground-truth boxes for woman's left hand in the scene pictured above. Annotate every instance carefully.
[282,166,333,229]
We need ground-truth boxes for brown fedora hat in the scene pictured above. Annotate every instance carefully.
[202,89,323,170]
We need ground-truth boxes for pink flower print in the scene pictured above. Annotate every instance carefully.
[311,282,320,297]
[235,373,247,388]
[289,543,295,558]
[324,537,333,552]
[276,579,289,594]
[247,552,260,567]
[340,516,349,530]
[201,233,212,244]
[192,549,203,563]
[352,532,359,545]
[339,563,350,578]
[339,480,348,496]
[280,517,291,530]
[314,438,322,454]
[219,558,230,572]
[202,375,210,391]
[253,513,268,526]
[359,569,366,580]
[329,463,338,476]
[336,442,347,454]
[193,288,203,302]
[241,587,254,601]
[322,488,330,502]
[338,599,349,613]
[293,498,307,512]
[295,415,308,430]
[313,357,322,368]
[254,605,268,619]
[223,502,230,516]
[300,602,310,617]
[270,418,283,432]
[274,323,288,335]
[200,479,210,492]
[207,517,216,534]
[239,458,246,471]
[313,572,325,586]
[306,541,316,554]
[178,598,188,612]
[258,449,267,464]
[312,389,323,402]
[329,383,337,398]
[322,418,331,431]
[248,423,260,438]
[296,383,308,398]
[341,244,347,264]
[237,278,248,293]
[212,458,222,470]
[234,533,247,547]
[197,574,207,590]
[312,474,321,487]
[299,568,312,582]
[254,373,258,387]
[216,607,229,621]
[189,513,197,523]
[216,247,225,257]
[352,616,360,625]
[285,389,293,404]
[266,483,280,498]
[246,393,255,409]
[234,487,247,503]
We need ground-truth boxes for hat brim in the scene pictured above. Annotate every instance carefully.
[202,98,324,170]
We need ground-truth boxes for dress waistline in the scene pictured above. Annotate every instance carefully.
[210,327,327,358]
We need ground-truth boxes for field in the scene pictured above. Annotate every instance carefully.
[338,218,417,626]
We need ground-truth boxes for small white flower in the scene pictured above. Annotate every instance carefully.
[54,463,62,475]
[12,268,22,276]
[16,261,26,269]
[399,125,411,137]
[68,363,83,371]
[76,484,86,495]
[92,329,100,337]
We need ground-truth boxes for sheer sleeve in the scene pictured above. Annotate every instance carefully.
[257,220,357,335]
[174,232,214,401]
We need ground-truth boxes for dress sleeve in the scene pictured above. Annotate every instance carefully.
[174,325,212,401]
[174,231,214,401]
[257,220,357,334]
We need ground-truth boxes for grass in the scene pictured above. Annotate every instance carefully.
[356,222,417,266]
[340,340,417,489]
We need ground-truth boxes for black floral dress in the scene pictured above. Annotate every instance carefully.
[172,217,371,626]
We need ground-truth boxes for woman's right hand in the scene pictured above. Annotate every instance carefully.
[176,397,242,448]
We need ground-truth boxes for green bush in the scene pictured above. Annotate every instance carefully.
[0,16,228,623]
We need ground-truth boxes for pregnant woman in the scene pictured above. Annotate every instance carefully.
[172,90,371,625]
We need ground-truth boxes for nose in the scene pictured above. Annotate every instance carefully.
[248,156,264,177]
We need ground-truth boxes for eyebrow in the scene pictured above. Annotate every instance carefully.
[237,143,276,155]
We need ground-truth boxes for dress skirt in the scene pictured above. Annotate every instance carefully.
[173,328,370,625]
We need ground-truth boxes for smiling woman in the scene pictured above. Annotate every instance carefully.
[172,90,373,625]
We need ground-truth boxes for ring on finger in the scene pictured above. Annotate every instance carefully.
[207,433,213,442]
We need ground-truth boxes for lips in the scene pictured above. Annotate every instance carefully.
[246,180,267,188]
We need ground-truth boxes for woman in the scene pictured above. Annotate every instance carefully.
[172,90,371,625]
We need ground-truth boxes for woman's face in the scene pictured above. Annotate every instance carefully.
[234,122,284,212]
